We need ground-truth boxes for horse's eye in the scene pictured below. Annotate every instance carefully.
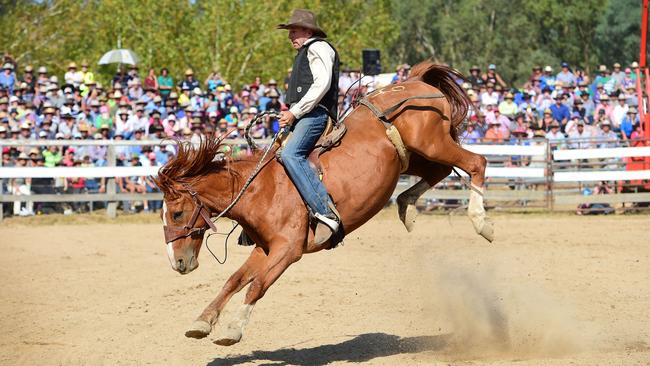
[173,211,183,221]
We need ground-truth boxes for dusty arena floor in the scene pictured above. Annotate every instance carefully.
[0,210,649,365]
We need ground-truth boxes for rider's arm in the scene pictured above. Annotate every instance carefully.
[289,41,335,119]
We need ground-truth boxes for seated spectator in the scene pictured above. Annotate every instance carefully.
[620,107,638,140]
[611,94,628,130]
[568,120,592,149]
[484,121,505,143]
[545,120,566,148]
[498,92,517,118]
[595,119,618,148]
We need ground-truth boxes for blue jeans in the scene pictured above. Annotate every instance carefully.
[280,108,334,217]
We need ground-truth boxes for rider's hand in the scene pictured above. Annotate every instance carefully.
[279,111,296,128]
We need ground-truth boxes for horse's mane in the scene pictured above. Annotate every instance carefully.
[407,60,472,142]
[153,138,227,199]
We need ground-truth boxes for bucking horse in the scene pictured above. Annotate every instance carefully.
[153,61,494,346]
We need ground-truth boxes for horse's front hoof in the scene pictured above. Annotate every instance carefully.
[185,320,211,339]
[213,324,242,346]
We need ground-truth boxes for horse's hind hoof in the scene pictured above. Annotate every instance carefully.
[185,320,211,339]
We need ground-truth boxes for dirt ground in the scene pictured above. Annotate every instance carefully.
[0,210,649,366]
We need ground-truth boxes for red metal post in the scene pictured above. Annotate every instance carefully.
[642,0,650,138]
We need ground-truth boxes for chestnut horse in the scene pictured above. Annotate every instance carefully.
[154,61,493,346]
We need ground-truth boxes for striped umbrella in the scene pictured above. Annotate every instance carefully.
[98,49,139,65]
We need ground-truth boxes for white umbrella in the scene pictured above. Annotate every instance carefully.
[98,49,139,65]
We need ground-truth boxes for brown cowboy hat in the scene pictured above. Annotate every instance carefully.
[277,9,327,38]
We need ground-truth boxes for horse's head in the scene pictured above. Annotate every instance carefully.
[160,186,214,274]
[153,138,239,274]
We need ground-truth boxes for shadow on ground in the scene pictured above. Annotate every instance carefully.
[207,332,451,366]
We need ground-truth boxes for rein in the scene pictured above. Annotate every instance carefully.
[163,119,287,261]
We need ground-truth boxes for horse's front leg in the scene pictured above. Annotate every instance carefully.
[185,247,266,339]
[213,243,303,346]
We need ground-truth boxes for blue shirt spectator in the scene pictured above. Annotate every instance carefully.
[550,99,570,125]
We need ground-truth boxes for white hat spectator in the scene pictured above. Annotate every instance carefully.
[167,114,176,120]
[249,107,258,114]
[38,131,47,138]
[544,65,553,72]
[193,87,202,95]
[60,106,72,115]
[229,106,238,113]
[38,66,48,74]
[9,96,19,103]
[50,75,58,84]
[2,63,13,70]
[153,95,162,103]
[208,111,217,118]
[20,122,31,129]
[631,61,640,68]
[0,126,6,133]
[55,132,64,139]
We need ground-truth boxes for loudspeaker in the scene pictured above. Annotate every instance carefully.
[362,49,381,76]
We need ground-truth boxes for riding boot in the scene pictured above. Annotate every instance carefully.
[313,202,342,246]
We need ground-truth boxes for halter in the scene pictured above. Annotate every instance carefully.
[163,185,219,243]
[162,126,283,246]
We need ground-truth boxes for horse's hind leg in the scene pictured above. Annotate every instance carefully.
[398,157,451,231]
[400,114,493,242]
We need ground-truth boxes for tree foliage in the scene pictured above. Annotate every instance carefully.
[0,0,644,88]
[0,0,397,88]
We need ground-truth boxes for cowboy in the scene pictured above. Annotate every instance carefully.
[277,9,341,245]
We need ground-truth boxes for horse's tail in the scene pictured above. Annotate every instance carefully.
[408,61,471,142]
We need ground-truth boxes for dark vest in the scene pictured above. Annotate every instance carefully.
[286,38,339,120]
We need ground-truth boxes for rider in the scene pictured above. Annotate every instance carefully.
[277,9,341,246]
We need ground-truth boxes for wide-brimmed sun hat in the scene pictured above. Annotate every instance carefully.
[277,9,327,38]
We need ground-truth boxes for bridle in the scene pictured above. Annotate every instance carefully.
[163,185,219,243]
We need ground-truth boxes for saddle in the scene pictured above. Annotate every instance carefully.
[307,117,347,178]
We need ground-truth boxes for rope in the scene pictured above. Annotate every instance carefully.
[244,111,281,150]
[205,122,286,238]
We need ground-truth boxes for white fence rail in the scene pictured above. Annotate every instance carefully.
[2,138,650,219]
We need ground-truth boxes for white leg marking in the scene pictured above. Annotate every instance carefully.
[468,185,494,242]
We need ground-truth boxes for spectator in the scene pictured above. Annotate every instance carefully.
[157,68,174,101]
[483,64,506,88]
[610,63,625,89]
[0,63,16,93]
[11,152,34,216]
[484,121,505,143]
[596,120,618,148]
[461,120,482,144]
[498,92,517,118]
[594,94,614,122]
[549,94,570,127]
[144,68,159,92]
[556,62,576,86]
[545,120,566,148]
[620,107,638,140]
[540,65,556,90]
[568,120,592,149]
[611,94,628,131]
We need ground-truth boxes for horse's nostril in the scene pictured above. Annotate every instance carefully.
[177,258,186,272]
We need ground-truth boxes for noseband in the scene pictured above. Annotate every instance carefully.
[163,185,219,243]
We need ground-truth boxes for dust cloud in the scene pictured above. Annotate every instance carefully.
[419,262,598,361]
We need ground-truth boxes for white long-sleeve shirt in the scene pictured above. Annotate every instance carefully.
[289,38,335,119]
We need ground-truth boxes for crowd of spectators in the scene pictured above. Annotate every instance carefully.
[456,62,647,148]
[0,54,648,216]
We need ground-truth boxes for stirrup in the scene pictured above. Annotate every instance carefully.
[313,213,340,246]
